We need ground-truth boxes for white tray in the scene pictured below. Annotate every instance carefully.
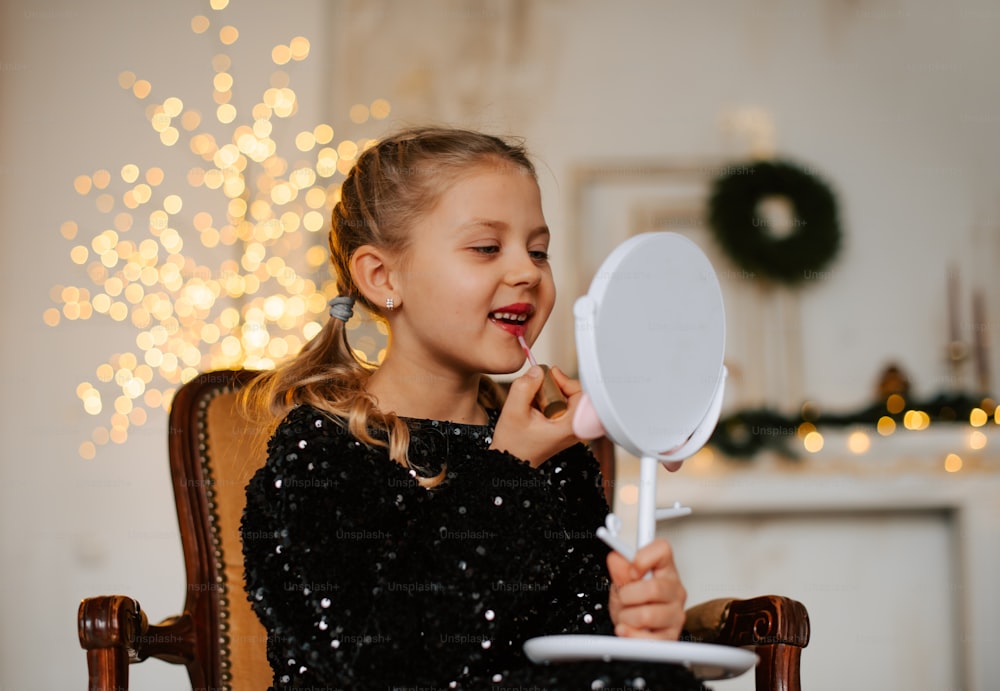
[524,634,758,681]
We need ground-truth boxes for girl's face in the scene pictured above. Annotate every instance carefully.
[389,163,555,377]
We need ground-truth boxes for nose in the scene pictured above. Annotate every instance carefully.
[505,248,542,287]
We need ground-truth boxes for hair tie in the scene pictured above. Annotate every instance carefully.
[328,295,356,322]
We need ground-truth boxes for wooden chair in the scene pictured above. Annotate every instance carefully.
[78,369,810,690]
[79,369,270,690]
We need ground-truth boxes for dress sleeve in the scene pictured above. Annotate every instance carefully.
[240,406,423,688]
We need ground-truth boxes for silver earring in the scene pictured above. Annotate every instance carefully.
[386,297,394,311]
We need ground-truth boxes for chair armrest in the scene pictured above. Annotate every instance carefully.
[78,595,196,690]
[683,595,810,691]
[682,597,733,643]
[684,594,809,647]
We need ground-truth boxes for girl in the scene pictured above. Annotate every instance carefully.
[241,127,705,689]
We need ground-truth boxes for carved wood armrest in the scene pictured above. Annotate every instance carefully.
[78,595,196,690]
[683,597,733,643]
[683,595,810,691]
[683,594,809,647]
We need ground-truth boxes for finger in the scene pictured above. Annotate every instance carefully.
[614,574,683,608]
[547,366,582,397]
[631,538,677,578]
[607,551,636,588]
[606,550,634,587]
[503,366,545,412]
[618,604,684,630]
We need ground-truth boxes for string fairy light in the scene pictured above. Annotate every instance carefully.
[46,3,390,459]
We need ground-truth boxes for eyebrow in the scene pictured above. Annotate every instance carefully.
[460,218,550,239]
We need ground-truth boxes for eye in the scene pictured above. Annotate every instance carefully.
[472,245,501,255]
[529,249,549,262]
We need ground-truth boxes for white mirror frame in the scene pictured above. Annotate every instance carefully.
[573,232,726,547]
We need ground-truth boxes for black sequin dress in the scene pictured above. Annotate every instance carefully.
[242,404,708,690]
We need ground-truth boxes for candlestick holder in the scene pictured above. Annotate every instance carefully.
[947,340,969,392]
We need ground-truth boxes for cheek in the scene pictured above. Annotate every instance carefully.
[420,265,474,300]
[540,273,557,311]
[440,267,493,303]
[429,273,491,324]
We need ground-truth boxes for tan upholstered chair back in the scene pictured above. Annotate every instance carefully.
[168,369,272,689]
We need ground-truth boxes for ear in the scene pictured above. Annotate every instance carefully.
[350,244,399,309]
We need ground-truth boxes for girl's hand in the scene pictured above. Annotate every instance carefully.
[607,538,687,640]
[490,365,582,467]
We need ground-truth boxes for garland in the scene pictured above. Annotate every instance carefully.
[710,392,992,460]
[707,159,841,286]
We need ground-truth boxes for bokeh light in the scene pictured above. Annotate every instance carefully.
[803,430,824,453]
[847,430,870,455]
[944,453,963,473]
[51,9,390,458]
[969,407,988,427]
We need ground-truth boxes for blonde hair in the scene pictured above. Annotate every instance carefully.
[243,127,536,483]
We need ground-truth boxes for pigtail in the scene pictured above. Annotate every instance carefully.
[477,375,506,411]
[239,309,360,427]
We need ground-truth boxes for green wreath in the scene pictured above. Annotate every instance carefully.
[707,159,841,286]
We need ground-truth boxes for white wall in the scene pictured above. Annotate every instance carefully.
[0,1,328,689]
[1,1,997,689]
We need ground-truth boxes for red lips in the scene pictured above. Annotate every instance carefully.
[489,303,533,337]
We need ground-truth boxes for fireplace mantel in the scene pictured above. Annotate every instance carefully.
[612,425,1000,690]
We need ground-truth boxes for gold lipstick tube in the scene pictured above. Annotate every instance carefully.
[535,364,568,419]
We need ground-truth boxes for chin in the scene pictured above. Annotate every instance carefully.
[482,358,526,377]
[483,365,521,377]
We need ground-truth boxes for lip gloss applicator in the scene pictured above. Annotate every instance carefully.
[517,334,569,419]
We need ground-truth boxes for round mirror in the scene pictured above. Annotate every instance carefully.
[574,232,726,460]
[522,234,754,678]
